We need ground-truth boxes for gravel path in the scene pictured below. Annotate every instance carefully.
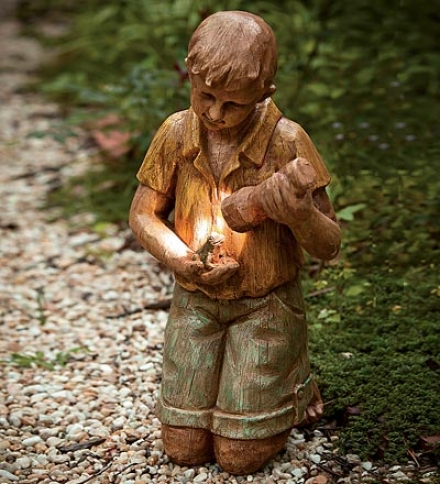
[0,16,437,484]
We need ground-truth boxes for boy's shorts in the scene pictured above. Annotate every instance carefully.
[156,281,316,440]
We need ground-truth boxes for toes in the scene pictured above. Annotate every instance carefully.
[307,407,317,420]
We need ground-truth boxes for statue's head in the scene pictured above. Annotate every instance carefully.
[186,11,277,131]
[186,11,277,93]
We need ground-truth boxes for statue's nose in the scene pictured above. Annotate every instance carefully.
[208,102,224,122]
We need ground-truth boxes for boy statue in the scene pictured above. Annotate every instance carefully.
[129,11,341,475]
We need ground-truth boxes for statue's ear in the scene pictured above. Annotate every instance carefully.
[260,83,276,101]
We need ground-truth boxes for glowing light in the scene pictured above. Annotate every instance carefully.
[194,217,211,247]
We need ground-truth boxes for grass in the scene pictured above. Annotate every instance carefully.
[3,347,89,371]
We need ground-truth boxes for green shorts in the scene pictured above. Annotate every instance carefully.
[156,281,316,439]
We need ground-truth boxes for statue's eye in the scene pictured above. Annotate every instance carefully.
[226,101,246,109]
[201,92,215,101]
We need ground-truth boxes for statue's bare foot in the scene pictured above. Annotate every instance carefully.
[297,381,324,427]
[302,400,324,425]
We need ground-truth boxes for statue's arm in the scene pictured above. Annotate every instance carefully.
[130,184,239,284]
[129,184,201,275]
[258,158,341,261]
[287,187,341,261]
[221,159,341,261]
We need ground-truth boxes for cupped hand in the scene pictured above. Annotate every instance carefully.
[197,258,240,286]
[173,255,205,279]
[174,254,239,286]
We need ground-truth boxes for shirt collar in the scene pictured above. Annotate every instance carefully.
[182,98,282,167]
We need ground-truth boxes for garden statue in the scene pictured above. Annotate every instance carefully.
[129,10,341,475]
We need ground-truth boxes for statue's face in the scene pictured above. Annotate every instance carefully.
[189,73,267,132]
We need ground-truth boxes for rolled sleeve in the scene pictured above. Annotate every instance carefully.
[136,112,185,197]
[294,124,331,189]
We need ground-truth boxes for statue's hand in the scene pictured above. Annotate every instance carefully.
[260,157,317,227]
[172,255,205,279]
[197,257,240,286]
[174,254,239,286]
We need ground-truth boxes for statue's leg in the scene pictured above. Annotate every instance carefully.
[162,424,214,465]
[156,285,224,465]
[213,430,290,475]
[212,281,316,473]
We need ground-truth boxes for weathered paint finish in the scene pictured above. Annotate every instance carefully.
[129,10,341,474]
[156,281,313,440]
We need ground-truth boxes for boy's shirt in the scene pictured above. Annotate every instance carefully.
[137,98,330,299]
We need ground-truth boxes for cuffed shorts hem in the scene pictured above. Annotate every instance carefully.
[156,393,297,440]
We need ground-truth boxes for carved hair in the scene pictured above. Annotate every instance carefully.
[186,11,277,91]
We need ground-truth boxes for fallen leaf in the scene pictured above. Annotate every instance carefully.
[426,358,440,371]
[58,437,106,453]
[92,129,130,158]
[89,114,131,158]
[346,406,362,416]
[418,435,440,451]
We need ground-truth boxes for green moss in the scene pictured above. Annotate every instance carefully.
[307,266,439,462]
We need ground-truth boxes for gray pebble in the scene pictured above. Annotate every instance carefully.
[16,456,32,469]
[0,470,19,481]
[194,473,208,482]
[184,469,196,480]
[22,436,43,447]
[309,453,321,464]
